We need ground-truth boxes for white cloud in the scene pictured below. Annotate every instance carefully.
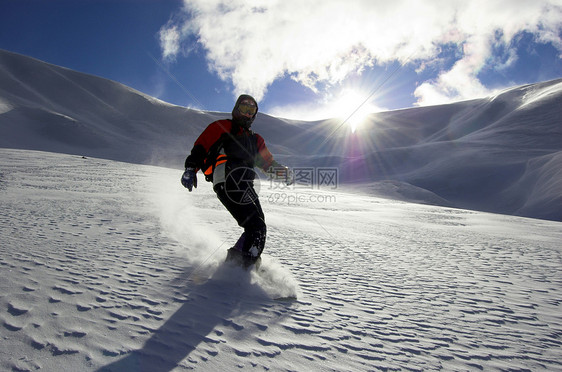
[413,0,562,106]
[161,0,562,107]
[158,23,180,62]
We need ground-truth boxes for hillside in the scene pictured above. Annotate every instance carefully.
[1,49,561,220]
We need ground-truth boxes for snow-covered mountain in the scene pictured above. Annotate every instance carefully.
[0,48,561,222]
[1,49,561,371]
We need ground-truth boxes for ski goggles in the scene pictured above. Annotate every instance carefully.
[238,103,257,116]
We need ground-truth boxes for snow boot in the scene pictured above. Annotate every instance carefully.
[225,248,261,270]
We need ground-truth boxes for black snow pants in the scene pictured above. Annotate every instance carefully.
[214,177,266,259]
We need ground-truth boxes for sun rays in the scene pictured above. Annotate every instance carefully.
[332,88,381,133]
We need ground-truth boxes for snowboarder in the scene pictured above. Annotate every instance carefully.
[181,94,292,268]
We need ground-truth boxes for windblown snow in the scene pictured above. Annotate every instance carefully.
[1,49,561,371]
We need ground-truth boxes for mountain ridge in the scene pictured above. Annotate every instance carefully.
[1,48,561,221]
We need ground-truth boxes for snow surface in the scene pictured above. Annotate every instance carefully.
[1,49,562,370]
[1,148,561,371]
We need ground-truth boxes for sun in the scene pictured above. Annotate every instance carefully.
[333,89,379,133]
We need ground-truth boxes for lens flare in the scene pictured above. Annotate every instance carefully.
[334,89,380,133]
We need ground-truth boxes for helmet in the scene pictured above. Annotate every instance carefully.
[232,94,258,129]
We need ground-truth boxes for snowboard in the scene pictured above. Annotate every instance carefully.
[224,249,298,301]
[225,248,262,270]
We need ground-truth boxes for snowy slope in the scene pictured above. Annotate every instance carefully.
[0,49,215,165]
[1,148,561,371]
[0,47,561,222]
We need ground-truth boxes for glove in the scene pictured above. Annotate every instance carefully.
[181,167,197,191]
[285,167,294,186]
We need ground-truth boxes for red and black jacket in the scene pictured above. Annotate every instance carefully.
[185,119,276,181]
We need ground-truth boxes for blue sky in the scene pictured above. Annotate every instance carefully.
[1,0,561,123]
